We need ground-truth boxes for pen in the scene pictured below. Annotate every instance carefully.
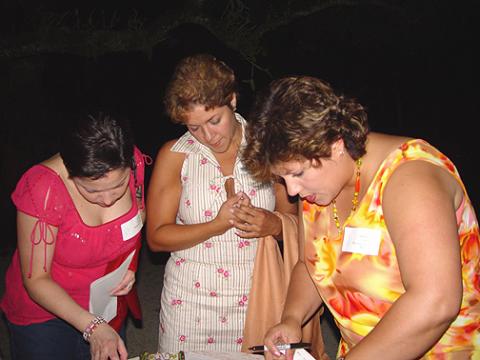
[249,342,311,352]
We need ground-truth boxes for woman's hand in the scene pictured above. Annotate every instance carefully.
[229,192,282,238]
[263,318,303,360]
[110,270,135,296]
[212,193,246,234]
[89,323,128,360]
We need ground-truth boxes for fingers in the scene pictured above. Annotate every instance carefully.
[111,280,135,296]
[118,338,128,360]
[89,325,127,360]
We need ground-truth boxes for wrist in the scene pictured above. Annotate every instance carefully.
[280,314,302,328]
[273,214,283,238]
[83,315,107,342]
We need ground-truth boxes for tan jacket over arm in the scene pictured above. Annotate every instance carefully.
[242,211,328,359]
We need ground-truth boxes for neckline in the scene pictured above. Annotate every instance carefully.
[36,164,137,229]
[324,138,427,234]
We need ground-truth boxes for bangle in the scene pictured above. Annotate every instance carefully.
[83,315,107,342]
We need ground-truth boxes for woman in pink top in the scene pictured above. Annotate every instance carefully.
[242,76,479,359]
[1,111,147,360]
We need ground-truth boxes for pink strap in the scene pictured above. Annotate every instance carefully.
[143,154,153,165]
[28,218,55,278]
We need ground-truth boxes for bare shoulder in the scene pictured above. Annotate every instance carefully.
[384,154,462,208]
[41,153,61,169]
[366,132,412,156]
[362,132,412,182]
[41,153,69,179]
[153,139,185,165]
[150,139,185,184]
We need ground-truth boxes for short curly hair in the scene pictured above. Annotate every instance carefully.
[242,76,369,182]
[164,53,239,123]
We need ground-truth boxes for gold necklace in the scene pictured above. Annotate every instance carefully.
[332,158,362,233]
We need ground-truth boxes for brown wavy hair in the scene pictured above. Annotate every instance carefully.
[242,76,369,182]
[164,53,239,123]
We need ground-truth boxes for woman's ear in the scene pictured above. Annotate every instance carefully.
[230,94,237,111]
[332,139,345,160]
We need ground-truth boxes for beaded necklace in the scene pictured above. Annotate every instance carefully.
[332,158,362,233]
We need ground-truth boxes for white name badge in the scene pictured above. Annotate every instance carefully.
[121,211,143,241]
[342,226,381,256]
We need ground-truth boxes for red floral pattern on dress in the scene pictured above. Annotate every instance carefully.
[175,258,185,266]
[238,240,250,248]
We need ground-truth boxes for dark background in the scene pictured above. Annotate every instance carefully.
[0,0,477,254]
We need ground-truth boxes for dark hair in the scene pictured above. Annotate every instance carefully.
[59,111,135,179]
[242,76,369,182]
[164,53,238,123]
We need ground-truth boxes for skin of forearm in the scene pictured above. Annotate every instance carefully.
[23,276,95,332]
[344,291,458,359]
[147,220,229,252]
[281,263,323,326]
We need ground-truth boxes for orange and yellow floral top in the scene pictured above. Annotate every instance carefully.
[303,139,480,359]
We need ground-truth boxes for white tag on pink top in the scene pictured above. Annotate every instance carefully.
[342,226,381,255]
[121,211,143,241]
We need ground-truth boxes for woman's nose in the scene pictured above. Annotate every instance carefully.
[101,193,116,207]
[285,180,301,197]
[202,127,213,141]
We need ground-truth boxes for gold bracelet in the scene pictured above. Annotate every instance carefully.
[83,315,107,342]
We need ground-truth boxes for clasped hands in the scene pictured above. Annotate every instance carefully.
[225,191,282,239]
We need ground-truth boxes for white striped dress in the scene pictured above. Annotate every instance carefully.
[157,114,276,352]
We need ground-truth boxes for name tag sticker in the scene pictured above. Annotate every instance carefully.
[342,227,381,255]
[121,211,143,241]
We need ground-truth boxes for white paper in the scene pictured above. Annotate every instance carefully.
[293,349,316,360]
[186,352,262,360]
[89,250,136,322]
[128,353,263,360]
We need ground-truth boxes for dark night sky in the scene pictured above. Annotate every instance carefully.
[0,0,478,250]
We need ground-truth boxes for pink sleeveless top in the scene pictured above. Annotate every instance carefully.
[303,139,480,358]
[1,147,147,325]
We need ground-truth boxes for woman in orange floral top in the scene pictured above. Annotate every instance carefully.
[242,76,479,359]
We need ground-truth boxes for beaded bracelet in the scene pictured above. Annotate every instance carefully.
[83,315,107,342]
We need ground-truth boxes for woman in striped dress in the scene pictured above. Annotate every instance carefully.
[146,54,297,352]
